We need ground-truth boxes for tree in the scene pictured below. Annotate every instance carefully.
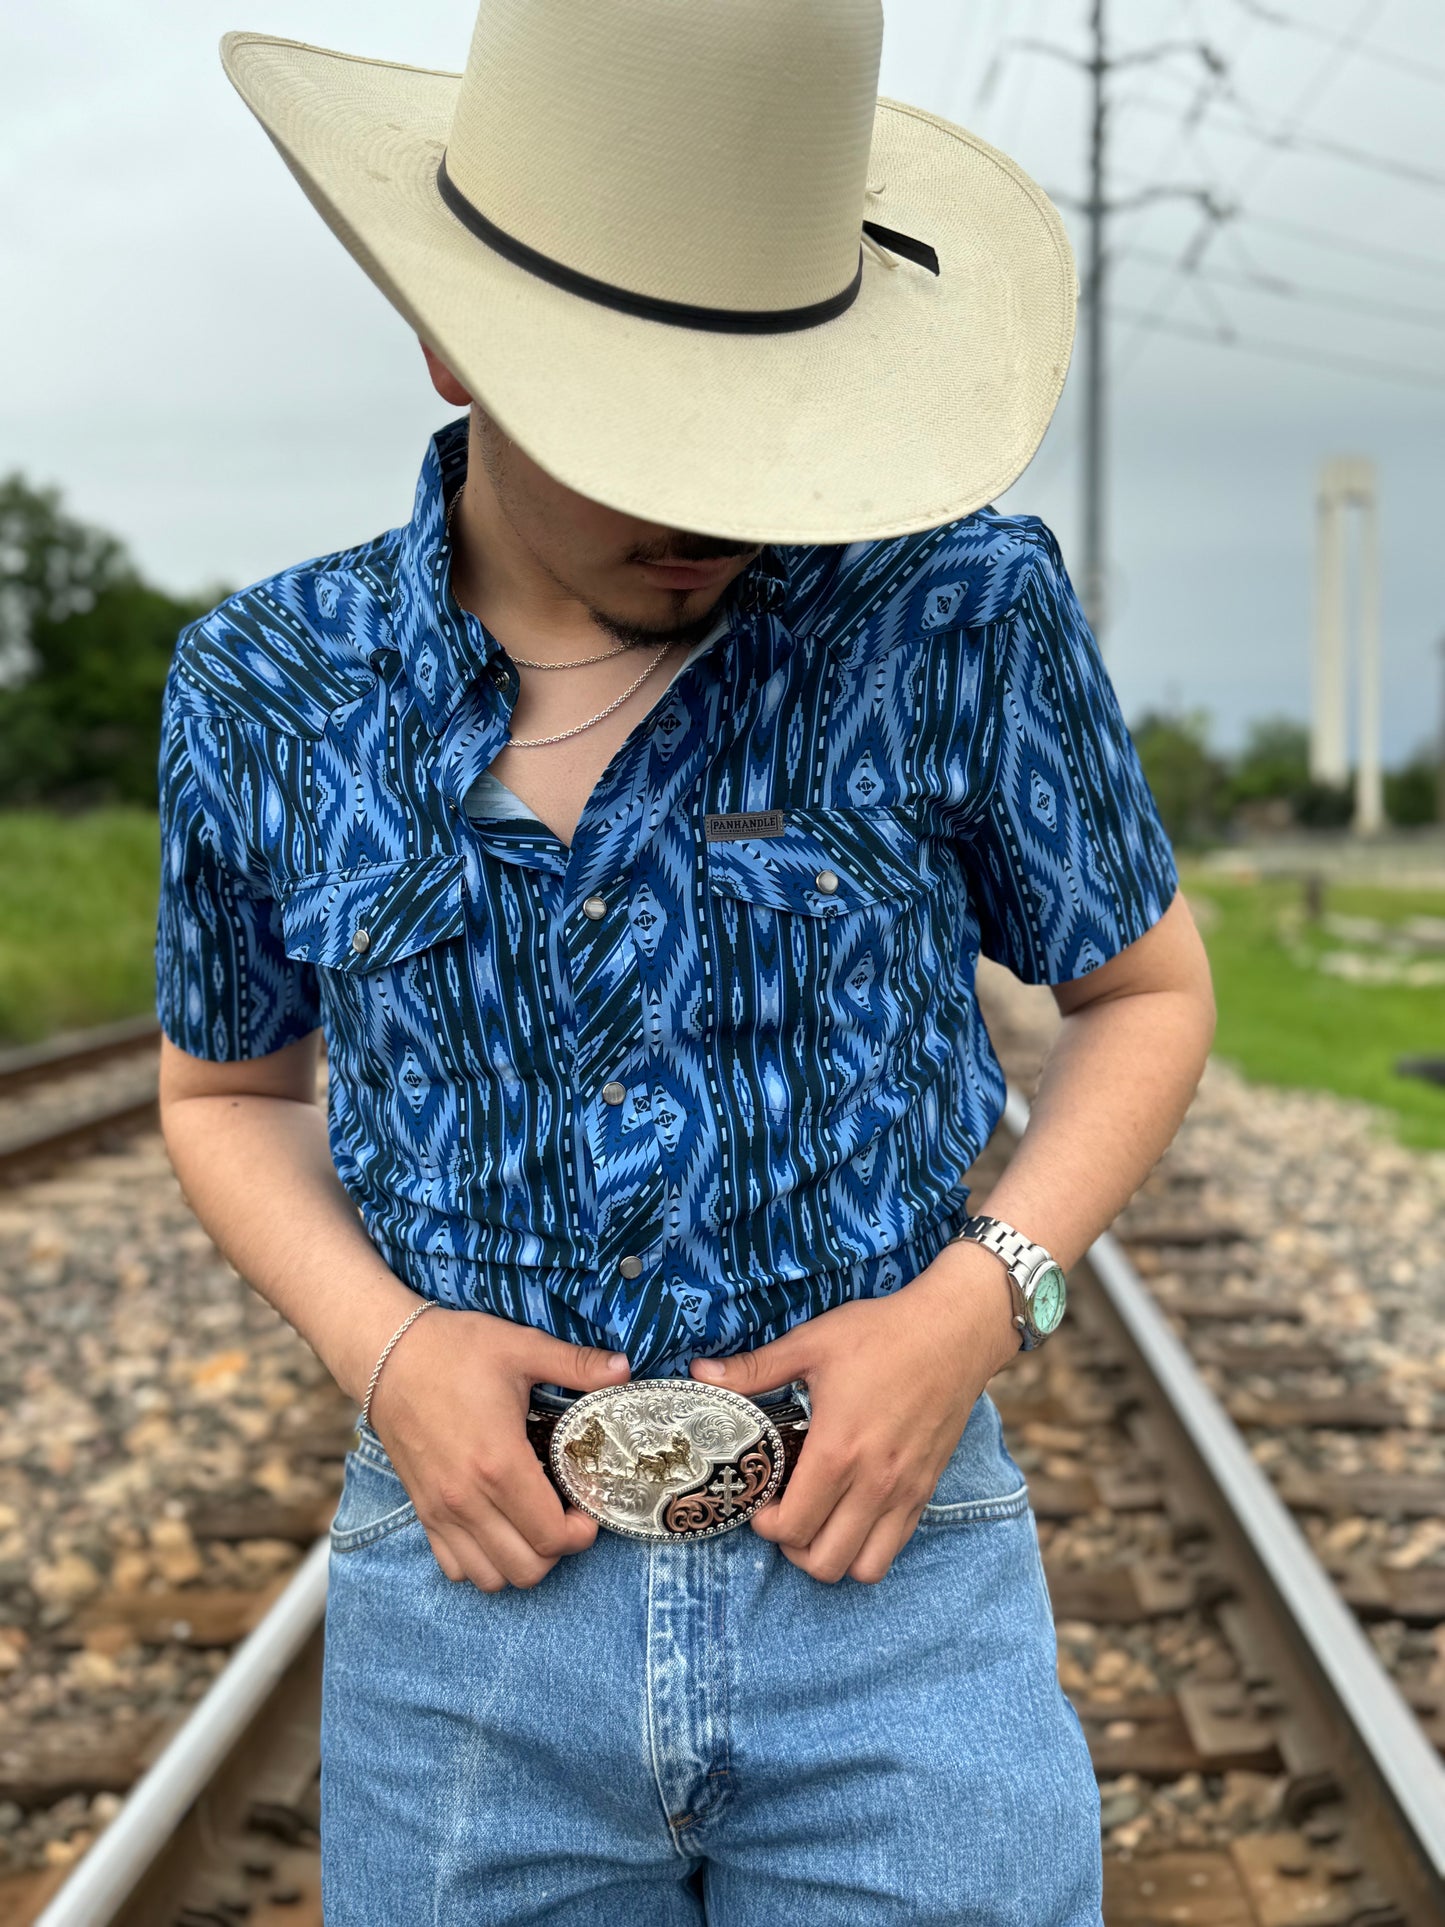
[1228,716,1310,805]
[1385,751,1438,829]
[0,476,136,682]
[1130,708,1227,847]
[1223,714,1352,830]
[0,477,214,808]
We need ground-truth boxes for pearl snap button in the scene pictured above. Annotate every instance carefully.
[351,928,371,953]
[582,896,608,920]
[618,1254,644,1280]
[814,870,839,894]
[602,1081,626,1105]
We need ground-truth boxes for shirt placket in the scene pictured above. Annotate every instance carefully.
[560,649,746,1358]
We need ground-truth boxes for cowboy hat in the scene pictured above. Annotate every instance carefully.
[221,1,1075,545]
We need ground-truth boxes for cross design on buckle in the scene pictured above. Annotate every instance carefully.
[708,1466,748,1517]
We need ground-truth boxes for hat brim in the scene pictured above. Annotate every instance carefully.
[222,33,1076,544]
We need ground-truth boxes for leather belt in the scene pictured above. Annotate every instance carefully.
[526,1379,810,1543]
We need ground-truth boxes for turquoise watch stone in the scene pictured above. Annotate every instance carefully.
[1030,1263,1067,1334]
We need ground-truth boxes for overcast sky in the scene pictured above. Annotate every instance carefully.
[4,0,1443,760]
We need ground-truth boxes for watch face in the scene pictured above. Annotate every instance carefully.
[1030,1264,1067,1334]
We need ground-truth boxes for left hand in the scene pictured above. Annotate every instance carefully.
[690,1240,1022,1585]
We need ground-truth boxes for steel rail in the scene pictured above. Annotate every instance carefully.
[0,1016,159,1097]
[0,1016,162,1183]
[0,1096,161,1186]
[32,1540,329,1927]
[1004,1086,1445,1896]
[34,1090,1445,1920]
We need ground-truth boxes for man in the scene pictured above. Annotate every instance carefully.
[156,3,1215,1921]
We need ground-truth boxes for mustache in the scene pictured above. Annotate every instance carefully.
[630,534,761,565]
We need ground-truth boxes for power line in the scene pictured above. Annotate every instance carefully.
[1103,183,1445,280]
[1117,244,1445,333]
[1127,0,1248,190]
[992,0,1047,151]
[1226,0,1445,95]
[1110,305,1445,391]
[1232,0,1385,175]
[1122,85,1445,196]
[1204,208,1445,281]
[1111,0,1385,370]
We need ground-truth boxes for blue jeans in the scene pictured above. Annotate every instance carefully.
[320,1386,1102,1925]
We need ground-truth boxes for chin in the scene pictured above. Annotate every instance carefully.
[591,591,730,650]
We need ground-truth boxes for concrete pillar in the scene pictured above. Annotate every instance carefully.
[1311,486,1347,784]
[1354,484,1384,836]
[1311,458,1382,835]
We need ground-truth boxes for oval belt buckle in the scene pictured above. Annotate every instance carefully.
[550,1380,785,1542]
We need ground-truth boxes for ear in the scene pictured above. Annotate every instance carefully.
[419,339,472,407]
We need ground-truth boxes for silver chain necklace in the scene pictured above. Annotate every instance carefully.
[445,486,671,748]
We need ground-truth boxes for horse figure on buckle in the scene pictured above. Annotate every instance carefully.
[632,1432,693,1484]
[563,1415,607,1474]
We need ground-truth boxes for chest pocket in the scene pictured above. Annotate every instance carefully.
[279,854,470,1076]
[279,854,468,975]
[704,806,928,916]
[278,853,472,1192]
[702,807,936,1124]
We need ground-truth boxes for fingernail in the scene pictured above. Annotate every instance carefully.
[606,1352,630,1377]
[692,1358,725,1382]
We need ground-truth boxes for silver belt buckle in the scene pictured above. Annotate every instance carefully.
[549,1380,786,1542]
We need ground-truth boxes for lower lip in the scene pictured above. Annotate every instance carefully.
[636,558,737,590]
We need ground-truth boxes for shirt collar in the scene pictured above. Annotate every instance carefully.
[391,418,497,737]
[392,417,792,736]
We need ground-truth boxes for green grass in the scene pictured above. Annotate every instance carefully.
[0,809,160,1046]
[1181,867,1445,1150]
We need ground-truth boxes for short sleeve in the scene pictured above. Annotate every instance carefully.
[958,540,1178,983]
[154,665,321,1060]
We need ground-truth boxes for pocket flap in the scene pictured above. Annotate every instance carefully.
[705,807,929,915]
[280,854,467,972]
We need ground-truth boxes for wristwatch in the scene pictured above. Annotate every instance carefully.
[949,1215,1068,1351]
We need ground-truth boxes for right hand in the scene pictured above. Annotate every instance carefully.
[365,1307,630,1593]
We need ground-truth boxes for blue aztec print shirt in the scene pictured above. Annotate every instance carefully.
[155,417,1177,1377]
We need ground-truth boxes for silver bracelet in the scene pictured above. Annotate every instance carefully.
[359,1300,438,1431]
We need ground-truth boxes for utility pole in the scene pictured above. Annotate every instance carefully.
[979,15,1227,652]
[1080,0,1108,640]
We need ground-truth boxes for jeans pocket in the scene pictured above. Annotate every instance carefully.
[916,1390,1031,1528]
[328,1424,421,1554]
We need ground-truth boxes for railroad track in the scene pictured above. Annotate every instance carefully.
[13,1084,1443,1927]
[0,1018,161,1185]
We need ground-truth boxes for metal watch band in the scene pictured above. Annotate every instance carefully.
[963,1214,1049,1276]
[950,1214,1056,1350]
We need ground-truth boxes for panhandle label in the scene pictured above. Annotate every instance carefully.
[704,810,787,842]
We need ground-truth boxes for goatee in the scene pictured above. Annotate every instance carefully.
[588,599,737,653]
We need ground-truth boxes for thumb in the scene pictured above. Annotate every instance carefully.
[691,1330,808,1398]
[522,1332,632,1394]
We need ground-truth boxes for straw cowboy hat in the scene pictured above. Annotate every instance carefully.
[221,1,1076,544]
